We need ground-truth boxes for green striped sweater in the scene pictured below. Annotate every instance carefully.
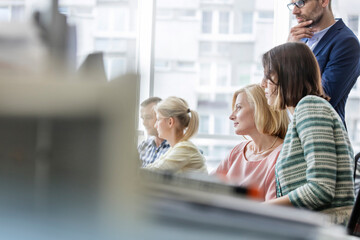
[276,95,355,212]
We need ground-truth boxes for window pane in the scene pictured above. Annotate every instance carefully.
[11,6,24,21]
[105,57,127,79]
[213,146,230,158]
[96,8,110,31]
[217,43,230,56]
[95,39,127,52]
[202,11,212,33]
[155,60,170,70]
[157,9,173,19]
[232,63,251,86]
[241,12,253,33]
[348,15,359,35]
[219,11,230,34]
[199,63,211,86]
[178,10,196,18]
[0,7,10,21]
[113,9,129,32]
[258,11,273,20]
[199,42,213,54]
[199,115,210,134]
[216,63,230,86]
[214,116,226,134]
[177,61,195,70]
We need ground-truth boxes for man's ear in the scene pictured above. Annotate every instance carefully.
[321,0,330,8]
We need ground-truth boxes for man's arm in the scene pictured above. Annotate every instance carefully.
[321,37,360,109]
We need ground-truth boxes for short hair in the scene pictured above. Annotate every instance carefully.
[262,42,329,110]
[232,84,289,139]
[155,96,199,141]
[140,97,162,107]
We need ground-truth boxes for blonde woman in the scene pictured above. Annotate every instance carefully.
[145,96,207,174]
[214,84,288,201]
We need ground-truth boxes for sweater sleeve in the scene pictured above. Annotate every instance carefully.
[287,98,337,209]
[145,142,193,172]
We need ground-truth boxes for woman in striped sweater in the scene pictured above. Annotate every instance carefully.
[261,42,355,225]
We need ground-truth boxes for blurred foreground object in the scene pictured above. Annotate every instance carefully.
[0,73,140,239]
[0,0,77,79]
[140,169,351,240]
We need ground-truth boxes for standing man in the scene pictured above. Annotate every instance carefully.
[287,0,360,127]
[138,97,170,167]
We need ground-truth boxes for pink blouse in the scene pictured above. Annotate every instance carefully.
[214,141,283,201]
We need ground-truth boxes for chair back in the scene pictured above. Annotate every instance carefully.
[348,152,360,236]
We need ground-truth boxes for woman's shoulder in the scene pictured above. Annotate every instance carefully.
[226,140,250,159]
[297,95,330,108]
[268,142,283,157]
[295,95,334,117]
[176,140,196,148]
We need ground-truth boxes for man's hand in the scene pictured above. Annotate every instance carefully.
[288,20,314,42]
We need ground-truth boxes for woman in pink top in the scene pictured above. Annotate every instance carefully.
[214,84,288,201]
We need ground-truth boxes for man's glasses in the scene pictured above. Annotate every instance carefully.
[287,0,306,11]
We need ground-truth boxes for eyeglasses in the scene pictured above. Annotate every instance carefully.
[287,0,306,11]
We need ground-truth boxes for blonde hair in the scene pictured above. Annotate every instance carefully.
[155,96,199,141]
[232,84,289,139]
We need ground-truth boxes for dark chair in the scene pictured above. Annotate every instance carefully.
[347,152,360,236]
[354,152,360,181]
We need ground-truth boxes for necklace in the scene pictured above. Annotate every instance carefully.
[249,136,278,155]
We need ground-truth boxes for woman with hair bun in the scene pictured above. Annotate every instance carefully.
[145,96,207,174]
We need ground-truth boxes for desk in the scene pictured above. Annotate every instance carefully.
[138,170,355,240]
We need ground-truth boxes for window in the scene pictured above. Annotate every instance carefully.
[214,116,226,134]
[214,93,230,109]
[0,7,10,21]
[348,15,359,35]
[155,60,171,71]
[199,115,210,134]
[202,11,213,33]
[199,42,213,54]
[97,0,129,2]
[11,6,24,21]
[232,64,251,86]
[96,7,129,32]
[94,38,127,52]
[213,146,231,158]
[198,146,209,156]
[157,9,173,19]
[258,11,273,20]
[176,61,196,71]
[219,11,230,34]
[241,12,253,33]
[199,63,212,86]
[104,57,127,80]
[177,10,197,20]
[150,0,360,166]
[216,63,231,87]
[217,43,230,56]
